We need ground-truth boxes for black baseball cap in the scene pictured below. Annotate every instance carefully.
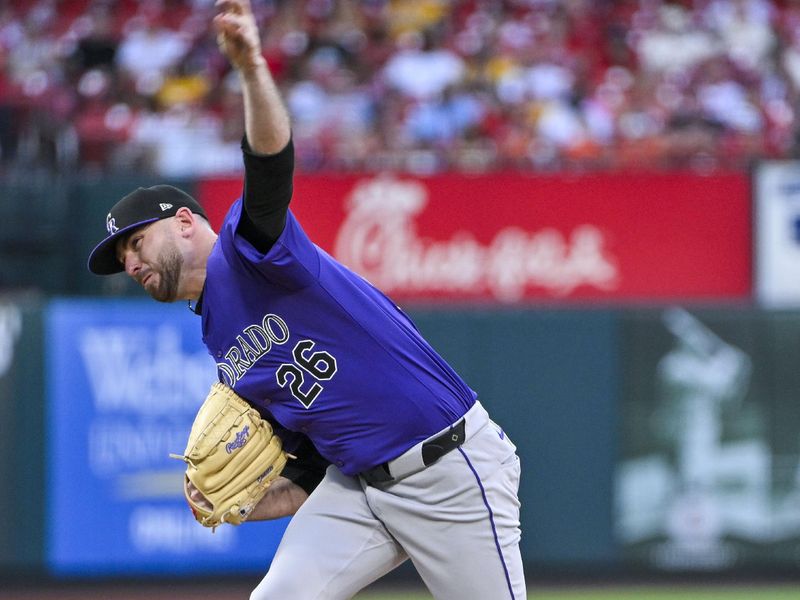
[88,184,208,275]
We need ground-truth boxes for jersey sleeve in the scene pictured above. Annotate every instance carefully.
[218,201,321,291]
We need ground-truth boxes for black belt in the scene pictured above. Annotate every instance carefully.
[360,418,467,485]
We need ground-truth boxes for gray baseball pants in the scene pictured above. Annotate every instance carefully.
[250,401,525,600]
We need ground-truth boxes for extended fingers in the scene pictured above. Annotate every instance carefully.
[215,0,251,16]
[213,12,244,34]
[213,0,262,68]
[213,0,255,36]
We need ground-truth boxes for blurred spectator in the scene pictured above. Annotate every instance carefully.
[382,29,466,100]
[634,4,719,74]
[68,5,118,71]
[116,13,190,94]
[404,83,485,145]
[5,0,800,174]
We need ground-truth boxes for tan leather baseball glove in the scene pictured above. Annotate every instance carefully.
[171,382,287,529]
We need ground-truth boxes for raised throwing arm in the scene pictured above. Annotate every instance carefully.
[213,0,291,155]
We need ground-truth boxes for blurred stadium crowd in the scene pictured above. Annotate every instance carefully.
[2,0,800,175]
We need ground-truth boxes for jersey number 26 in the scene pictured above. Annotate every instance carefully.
[276,339,338,408]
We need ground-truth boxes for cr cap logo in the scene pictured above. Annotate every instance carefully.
[159,203,173,211]
[106,213,118,234]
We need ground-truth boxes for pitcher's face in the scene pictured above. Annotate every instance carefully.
[116,219,185,303]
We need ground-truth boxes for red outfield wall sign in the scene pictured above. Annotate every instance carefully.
[198,172,750,303]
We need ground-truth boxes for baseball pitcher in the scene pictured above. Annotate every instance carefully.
[87,1,525,598]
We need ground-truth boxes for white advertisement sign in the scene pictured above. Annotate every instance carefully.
[755,161,800,307]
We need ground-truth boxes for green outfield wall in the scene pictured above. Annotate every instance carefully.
[0,294,45,571]
[412,309,619,566]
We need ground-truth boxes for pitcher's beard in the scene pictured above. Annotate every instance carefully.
[150,245,183,303]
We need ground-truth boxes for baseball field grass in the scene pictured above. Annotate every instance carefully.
[355,586,800,600]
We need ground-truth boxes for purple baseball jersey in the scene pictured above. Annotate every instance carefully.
[200,199,477,475]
